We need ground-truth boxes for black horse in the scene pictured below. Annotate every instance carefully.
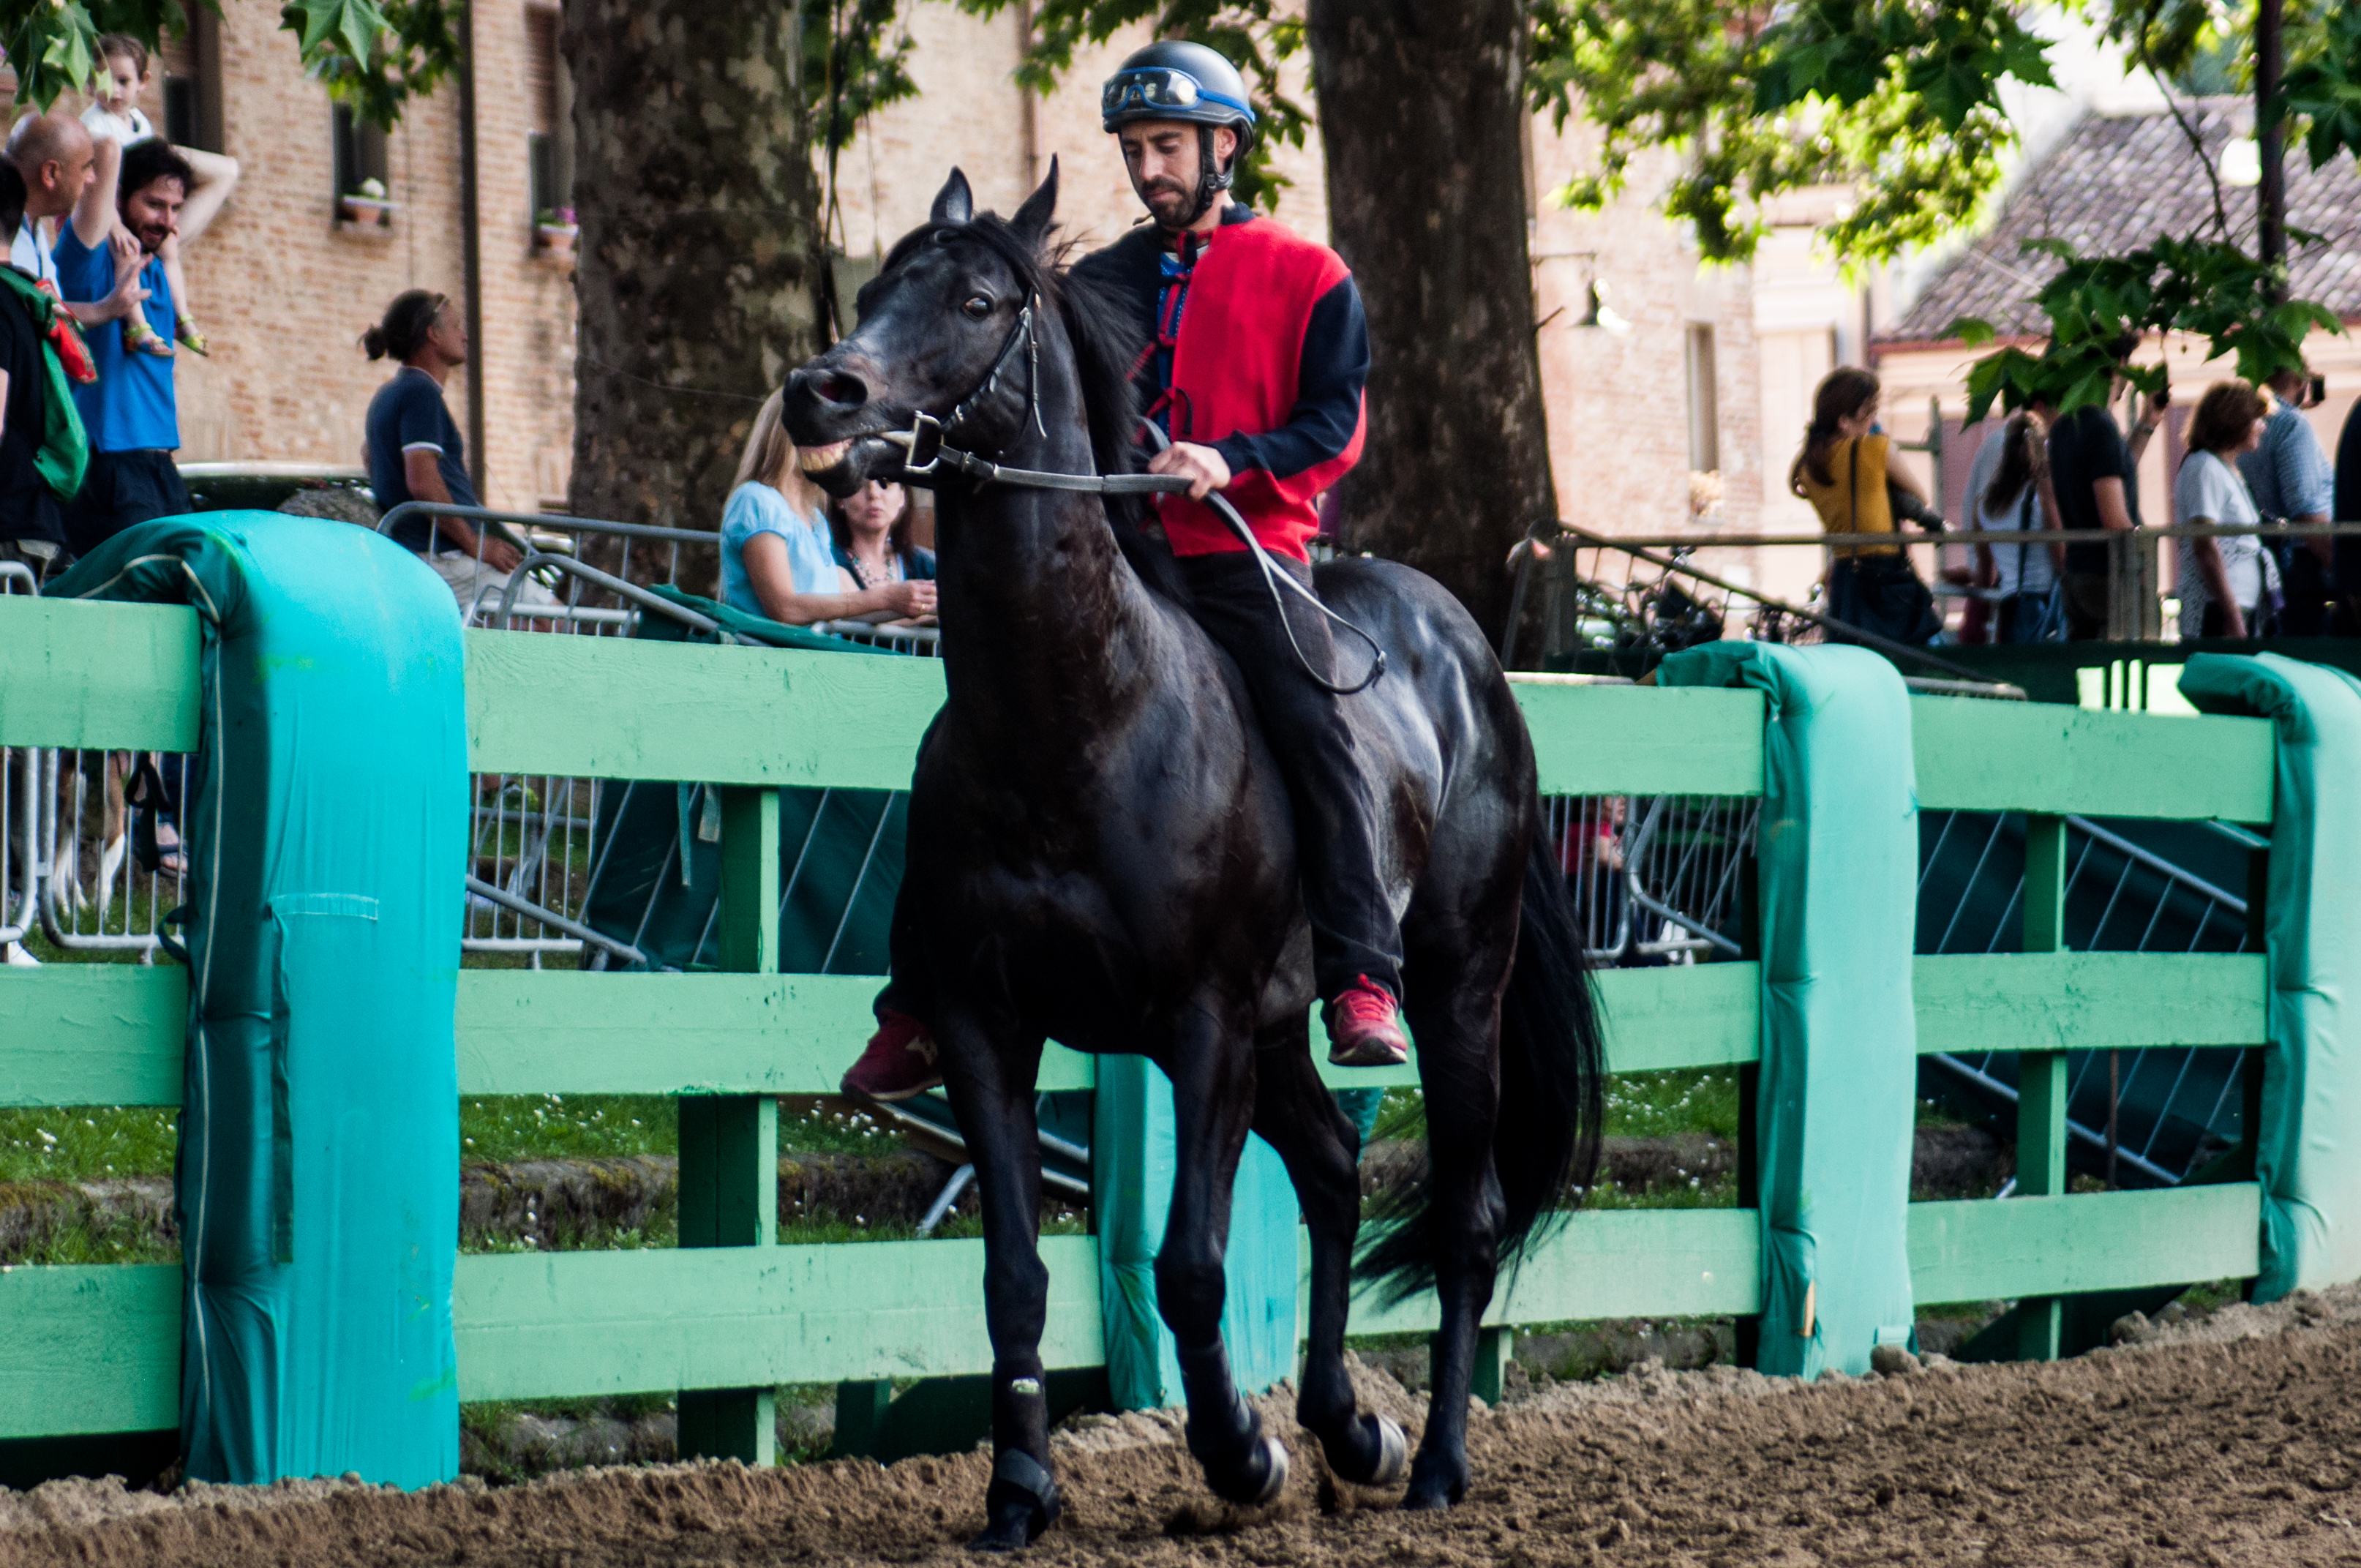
[784,164,1602,1549]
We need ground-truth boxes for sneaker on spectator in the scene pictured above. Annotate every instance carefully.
[1324,976,1408,1068]
[841,1010,943,1101]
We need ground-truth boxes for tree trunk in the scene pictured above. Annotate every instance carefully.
[2255,0,2286,296]
[563,0,821,582]
[1304,0,1556,651]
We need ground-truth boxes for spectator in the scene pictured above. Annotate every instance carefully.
[2044,334,2168,640]
[1967,411,2066,643]
[6,113,145,332]
[361,289,544,615]
[80,35,241,358]
[828,477,935,615]
[2239,365,2334,634]
[2341,392,2361,624]
[54,138,194,557]
[0,160,86,580]
[721,389,934,626]
[2174,381,2273,641]
[1789,367,1941,646]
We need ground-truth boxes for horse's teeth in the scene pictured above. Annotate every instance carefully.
[798,440,852,470]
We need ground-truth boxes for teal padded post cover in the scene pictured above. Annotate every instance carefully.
[1658,642,1918,1376]
[50,514,465,1486]
[1095,1057,1297,1408]
[2180,652,2361,1301]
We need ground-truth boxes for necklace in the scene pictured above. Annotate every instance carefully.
[849,551,896,590]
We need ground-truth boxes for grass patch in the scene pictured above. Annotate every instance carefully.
[1605,1069,1739,1141]
[0,1106,177,1182]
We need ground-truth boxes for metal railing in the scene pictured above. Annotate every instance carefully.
[1512,518,2361,672]
[1919,809,2259,1186]
[1548,793,1756,964]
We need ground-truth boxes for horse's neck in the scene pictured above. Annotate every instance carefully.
[933,349,1164,746]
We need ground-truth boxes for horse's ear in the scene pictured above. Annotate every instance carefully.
[1010,156,1059,248]
[930,168,975,225]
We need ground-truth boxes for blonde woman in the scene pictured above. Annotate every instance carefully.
[719,389,936,625]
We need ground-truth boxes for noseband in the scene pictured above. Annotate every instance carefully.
[874,280,1387,696]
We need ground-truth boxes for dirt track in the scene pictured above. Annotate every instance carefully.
[11,1297,2361,1567]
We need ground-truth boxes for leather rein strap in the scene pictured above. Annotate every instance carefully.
[875,296,1386,695]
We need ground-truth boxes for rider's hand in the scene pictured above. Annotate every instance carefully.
[887,579,937,619]
[1149,441,1232,501]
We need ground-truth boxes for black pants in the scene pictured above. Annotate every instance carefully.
[62,449,189,560]
[874,549,1404,1027]
[1174,550,1403,1003]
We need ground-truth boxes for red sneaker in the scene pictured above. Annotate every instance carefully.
[1324,977,1409,1068]
[841,1010,944,1101]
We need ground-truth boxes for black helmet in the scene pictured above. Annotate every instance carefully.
[1100,40,1258,158]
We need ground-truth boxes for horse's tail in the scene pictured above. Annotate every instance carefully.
[1359,807,1605,1302]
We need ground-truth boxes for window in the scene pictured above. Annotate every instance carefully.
[332,103,391,217]
[1684,323,1721,474]
[160,3,224,154]
[525,4,574,226]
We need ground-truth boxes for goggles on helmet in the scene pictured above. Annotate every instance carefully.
[1101,66,1251,121]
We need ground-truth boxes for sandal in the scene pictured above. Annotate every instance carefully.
[123,318,174,358]
[175,315,210,356]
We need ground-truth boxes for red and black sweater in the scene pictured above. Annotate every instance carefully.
[1075,205,1369,561]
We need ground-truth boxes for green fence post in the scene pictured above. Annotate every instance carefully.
[2015,813,2069,1359]
[677,786,780,1464]
[1468,1327,1512,1406]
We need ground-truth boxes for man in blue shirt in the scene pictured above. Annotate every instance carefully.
[54,138,189,558]
[2240,366,2335,634]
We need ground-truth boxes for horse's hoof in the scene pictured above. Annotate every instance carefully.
[969,1449,1059,1552]
[1207,1432,1290,1507]
[1326,1413,1409,1489]
[1401,1451,1465,1512]
[1365,1415,1410,1488]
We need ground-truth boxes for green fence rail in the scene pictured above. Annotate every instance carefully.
[0,597,2313,1469]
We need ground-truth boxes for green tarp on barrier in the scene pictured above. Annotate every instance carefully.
[51,514,465,1486]
[2181,652,2361,1301]
[1094,1058,1298,1408]
[1659,642,1918,1376]
[577,591,904,973]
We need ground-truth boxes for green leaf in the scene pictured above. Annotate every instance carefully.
[1947,316,1998,346]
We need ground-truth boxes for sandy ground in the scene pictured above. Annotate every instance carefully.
[10,1286,2361,1567]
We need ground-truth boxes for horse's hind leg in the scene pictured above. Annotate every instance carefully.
[1247,1020,1408,1489]
[1399,938,1515,1510]
[1157,1001,1291,1506]
[934,1014,1061,1551]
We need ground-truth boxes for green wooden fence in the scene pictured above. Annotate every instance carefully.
[0,599,2294,1465]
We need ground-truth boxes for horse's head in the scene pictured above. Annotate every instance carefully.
[784,163,1062,498]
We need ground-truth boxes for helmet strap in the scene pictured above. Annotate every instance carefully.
[1169,123,1230,230]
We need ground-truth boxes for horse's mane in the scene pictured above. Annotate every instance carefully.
[875,214,1190,604]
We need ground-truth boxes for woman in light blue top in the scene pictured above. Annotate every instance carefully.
[719,389,936,625]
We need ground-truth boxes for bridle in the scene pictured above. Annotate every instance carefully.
[873,285,1386,696]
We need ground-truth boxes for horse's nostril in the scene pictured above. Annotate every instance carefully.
[816,371,869,410]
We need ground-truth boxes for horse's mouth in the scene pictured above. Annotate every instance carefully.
[796,429,909,497]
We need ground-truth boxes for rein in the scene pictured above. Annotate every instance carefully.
[877,294,1386,697]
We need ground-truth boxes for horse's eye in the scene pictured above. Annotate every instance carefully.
[963,296,994,319]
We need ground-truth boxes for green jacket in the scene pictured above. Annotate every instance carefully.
[0,266,91,501]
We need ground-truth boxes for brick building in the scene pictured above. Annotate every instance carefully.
[14,1,1873,583]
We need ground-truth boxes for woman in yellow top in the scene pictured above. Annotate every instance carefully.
[1790,367,1944,645]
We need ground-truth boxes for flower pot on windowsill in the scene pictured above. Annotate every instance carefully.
[533,223,578,260]
[338,194,397,228]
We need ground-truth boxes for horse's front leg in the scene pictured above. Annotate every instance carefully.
[935,1013,1059,1551]
[1158,1000,1290,1506]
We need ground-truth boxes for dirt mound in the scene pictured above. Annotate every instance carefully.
[15,1296,2361,1567]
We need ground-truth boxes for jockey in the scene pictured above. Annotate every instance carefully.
[841,40,1406,1100]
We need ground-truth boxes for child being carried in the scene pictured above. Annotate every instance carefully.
[80,33,240,358]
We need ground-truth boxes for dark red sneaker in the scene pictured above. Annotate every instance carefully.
[1324,977,1409,1068]
[841,1010,944,1101]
